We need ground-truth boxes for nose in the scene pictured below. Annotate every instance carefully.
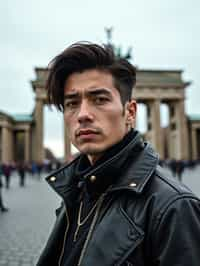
[77,100,94,123]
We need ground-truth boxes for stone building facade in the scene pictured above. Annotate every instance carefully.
[0,68,200,163]
[0,112,32,163]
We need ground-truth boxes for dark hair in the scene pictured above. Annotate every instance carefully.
[46,42,136,112]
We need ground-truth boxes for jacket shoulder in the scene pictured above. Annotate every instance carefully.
[143,165,200,217]
[154,165,197,197]
[123,165,200,228]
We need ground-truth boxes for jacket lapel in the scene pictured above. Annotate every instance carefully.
[81,200,144,266]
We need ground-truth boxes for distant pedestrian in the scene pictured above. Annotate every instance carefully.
[17,162,26,187]
[2,163,12,189]
[176,160,185,181]
[169,159,177,177]
[0,164,8,212]
[31,161,38,176]
[37,162,43,179]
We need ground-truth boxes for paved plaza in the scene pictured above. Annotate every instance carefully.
[0,166,200,266]
[0,172,60,266]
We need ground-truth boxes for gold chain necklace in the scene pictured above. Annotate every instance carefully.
[73,199,99,242]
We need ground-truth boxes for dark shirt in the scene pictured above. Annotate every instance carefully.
[61,130,137,266]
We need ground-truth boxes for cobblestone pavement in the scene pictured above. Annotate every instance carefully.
[0,167,200,266]
[0,172,60,266]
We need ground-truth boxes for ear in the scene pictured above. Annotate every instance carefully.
[125,99,137,128]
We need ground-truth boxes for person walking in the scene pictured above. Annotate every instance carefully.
[17,162,26,187]
[0,164,8,212]
[3,163,12,189]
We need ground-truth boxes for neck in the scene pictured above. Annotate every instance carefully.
[86,129,133,166]
[87,154,102,165]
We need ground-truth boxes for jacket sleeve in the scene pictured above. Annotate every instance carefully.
[152,196,200,266]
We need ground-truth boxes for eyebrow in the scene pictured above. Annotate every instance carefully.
[64,88,112,100]
[64,92,79,100]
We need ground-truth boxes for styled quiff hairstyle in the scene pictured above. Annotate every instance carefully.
[46,42,136,112]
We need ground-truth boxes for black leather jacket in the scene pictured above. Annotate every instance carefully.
[37,133,200,266]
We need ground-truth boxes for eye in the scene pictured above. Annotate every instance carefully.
[94,96,109,105]
[64,100,79,109]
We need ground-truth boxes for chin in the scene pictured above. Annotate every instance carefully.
[78,144,106,155]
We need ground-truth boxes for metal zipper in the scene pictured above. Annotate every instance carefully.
[77,193,105,266]
[58,204,70,266]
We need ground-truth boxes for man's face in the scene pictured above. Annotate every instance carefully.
[64,69,136,164]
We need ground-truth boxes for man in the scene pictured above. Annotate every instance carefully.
[37,43,200,266]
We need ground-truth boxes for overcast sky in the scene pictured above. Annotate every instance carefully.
[0,0,200,157]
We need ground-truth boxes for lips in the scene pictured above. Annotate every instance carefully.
[77,129,98,136]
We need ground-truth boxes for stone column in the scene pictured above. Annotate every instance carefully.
[146,100,164,158]
[34,98,44,162]
[168,100,189,159]
[176,100,189,159]
[0,127,2,161]
[2,126,8,163]
[25,128,30,162]
[191,127,197,160]
[168,102,176,159]
[9,128,14,162]
[1,126,13,163]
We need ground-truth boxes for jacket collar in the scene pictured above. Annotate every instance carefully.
[46,131,159,204]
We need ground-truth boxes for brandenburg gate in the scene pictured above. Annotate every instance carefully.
[30,68,190,161]
[1,67,199,163]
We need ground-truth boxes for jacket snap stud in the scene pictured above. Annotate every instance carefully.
[50,176,56,182]
[90,175,96,182]
[129,182,136,187]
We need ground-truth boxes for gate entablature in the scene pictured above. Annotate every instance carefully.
[134,69,190,101]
